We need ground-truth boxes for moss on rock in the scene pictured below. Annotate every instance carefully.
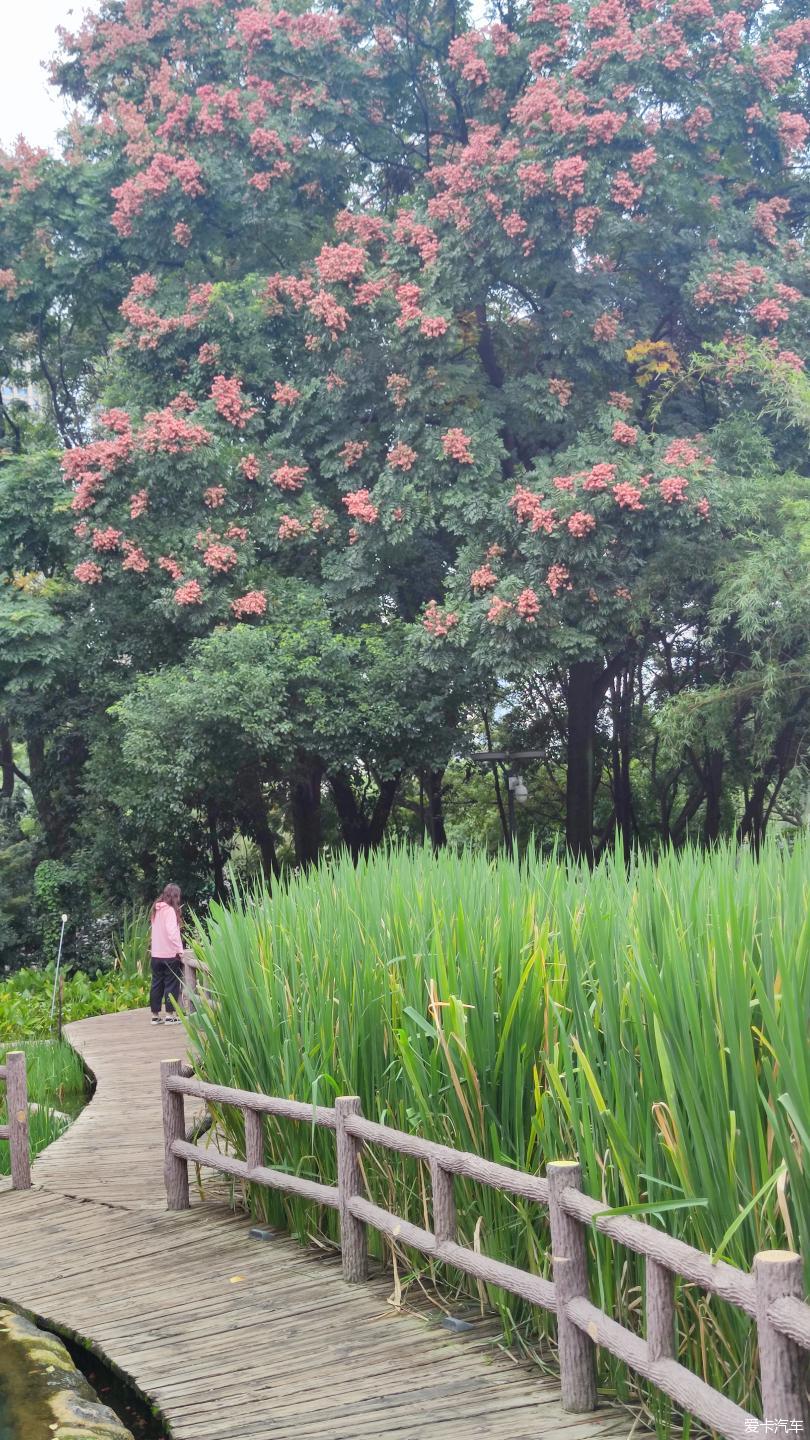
[0,1307,135,1438]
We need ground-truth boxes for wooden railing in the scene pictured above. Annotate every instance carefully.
[160,1065,810,1438]
[0,1052,31,1190]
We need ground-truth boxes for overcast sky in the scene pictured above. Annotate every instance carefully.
[0,4,99,153]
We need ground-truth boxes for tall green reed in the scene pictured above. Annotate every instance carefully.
[185,840,810,1421]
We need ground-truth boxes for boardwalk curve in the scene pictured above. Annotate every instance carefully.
[0,1009,632,1439]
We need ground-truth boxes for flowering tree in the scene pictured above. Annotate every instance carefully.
[2,0,807,858]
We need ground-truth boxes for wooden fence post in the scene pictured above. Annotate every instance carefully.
[547,1161,598,1413]
[646,1256,677,1363]
[335,1096,367,1283]
[161,1058,190,1210]
[430,1160,457,1245]
[181,950,197,1013]
[754,1250,810,1428]
[245,1109,264,1172]
[6,1052,30,1191]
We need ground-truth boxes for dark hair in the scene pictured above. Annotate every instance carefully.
[151,883,182,925]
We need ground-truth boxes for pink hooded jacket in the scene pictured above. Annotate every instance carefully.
[151,901,183,960]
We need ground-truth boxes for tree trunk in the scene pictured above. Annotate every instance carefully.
[702,749,724,846]
[329,771,400,859]
[737,776,770,854]
[25,729,67,857]
[237,768,281,881]
[207,804,227,900]
[423,768,447,850]
[610,670,633,856]
[566,660,599,863]
[290,759,323,867]
[0,720,13,799]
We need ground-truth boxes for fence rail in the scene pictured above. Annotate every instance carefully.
[0,1052,31,1190]
[160,1059,810,1439]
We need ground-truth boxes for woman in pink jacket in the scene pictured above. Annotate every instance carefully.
[149,884,184,1025]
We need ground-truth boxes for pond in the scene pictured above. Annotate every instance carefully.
[0,1308,133,1440]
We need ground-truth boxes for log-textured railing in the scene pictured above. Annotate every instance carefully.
[0,1052,31,1190]
[160,1060,810,1438]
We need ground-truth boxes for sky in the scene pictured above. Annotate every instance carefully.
[0,3,98,153]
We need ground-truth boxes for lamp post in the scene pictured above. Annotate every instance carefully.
[468,751,540,855]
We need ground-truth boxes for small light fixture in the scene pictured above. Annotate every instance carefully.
[509,774,529,804]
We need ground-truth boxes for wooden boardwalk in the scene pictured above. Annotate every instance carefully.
[0,1009,632,1439]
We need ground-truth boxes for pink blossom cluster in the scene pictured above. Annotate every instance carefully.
[388,443,417,471]
[111,152,204,236]
[0,269,18,298]
[395,282,422,328]
[420,315,449,337]
[448,33,489,86]
[231,591,267,618]
[753,197,790,245]
[583,462,616,491]
[546,564,571,597]
[122,541,149,573]
[423,600,459,637]
[91,526,123,552]
[210,375,258,428]
[552,155,588,199]
[751,298,790,331]
[340,441,368,469]
[487,596,513,624]
[308,290,349,338]
[470,564,498,592]
[574,206,601,235]
[204,486,227,508]
[593,310,620,342]
[778,112,810,154]
[663,438,701,466]
[613,482,645,510]
[387,374,410,408]
[273,381,300,406]
[394,212,440,265]
[278,515,306,540]
[509,486,557,533]
[610,391,633,411]
[239,454,261,481]
[63,416,134,511]
[138,407,212,455]
[611,172,643,209]
[442,428,474,464]
[315,242,367,283]
[74,561,103,585]
[659,474,689,503]
[197,342,220,366]
[203,543,238,572]
[693,259,768,307]
[612,420,638,446]
[548,377,573,406]
[272,462,308,492]
[567,510,596,537]
[158,556,184,581]
[130,490,149,519]
[174,580,203,606]
[516,588,540,622]
[343,489,379,524]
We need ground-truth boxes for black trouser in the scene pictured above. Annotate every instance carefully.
[150,957,183,1015]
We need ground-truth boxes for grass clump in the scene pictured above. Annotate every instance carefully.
[186,840,810,1423]
[0,1038,88,1173]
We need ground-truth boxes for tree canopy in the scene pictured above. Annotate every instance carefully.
[0,0,808,952]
